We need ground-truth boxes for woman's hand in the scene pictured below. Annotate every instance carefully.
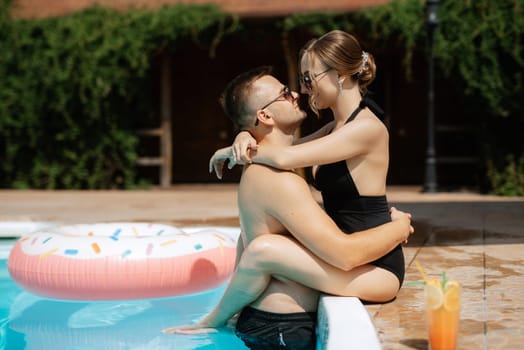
[389,207,414,244]
[208,146,236,179]
[232,131,258,164]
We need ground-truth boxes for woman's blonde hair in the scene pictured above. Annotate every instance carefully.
[299,30,376,115]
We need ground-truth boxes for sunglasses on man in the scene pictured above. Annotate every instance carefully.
[255,86,295,126]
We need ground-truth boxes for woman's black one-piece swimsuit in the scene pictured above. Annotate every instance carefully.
[312,98,405,286]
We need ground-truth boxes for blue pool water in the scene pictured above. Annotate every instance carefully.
[0,240,248,350]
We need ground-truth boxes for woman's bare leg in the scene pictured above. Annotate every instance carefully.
[244,234,400,302]
[164,233,400,333]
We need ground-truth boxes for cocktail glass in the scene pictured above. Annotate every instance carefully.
[424,278,461,350]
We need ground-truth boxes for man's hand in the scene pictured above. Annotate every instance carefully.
[162,324,218,334]
[209,132,258,179]
[208,147,236,179]
[389,207,414,244]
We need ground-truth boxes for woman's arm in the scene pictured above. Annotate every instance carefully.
[225,122,334,166]
[252,117,386,170]
[292,121,333,145]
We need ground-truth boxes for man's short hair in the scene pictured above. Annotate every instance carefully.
[220,66,273,130]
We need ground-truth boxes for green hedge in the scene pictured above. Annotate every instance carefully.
[0,3,237,189]
[488,154,524,196]
[1,0,523,193]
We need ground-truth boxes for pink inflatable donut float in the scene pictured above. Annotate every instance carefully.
[7,223,238,300]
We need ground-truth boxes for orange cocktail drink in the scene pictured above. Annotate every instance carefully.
[424,278,461,350]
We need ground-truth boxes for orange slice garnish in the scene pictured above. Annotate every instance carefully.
[444,280,461,311]
[425,278,444,310]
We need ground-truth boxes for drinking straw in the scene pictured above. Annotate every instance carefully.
[414,259,428,282]
[442,271,447,289]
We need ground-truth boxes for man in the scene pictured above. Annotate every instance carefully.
[164,67,413,349]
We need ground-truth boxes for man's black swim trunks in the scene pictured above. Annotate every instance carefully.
[235,306,317,350]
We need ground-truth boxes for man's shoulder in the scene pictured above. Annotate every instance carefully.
[243,163,303,179]
[239,164,317,217]
[241,164,308,192]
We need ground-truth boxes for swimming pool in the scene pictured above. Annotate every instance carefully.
[1,237,248,350]
[1,224,380,350]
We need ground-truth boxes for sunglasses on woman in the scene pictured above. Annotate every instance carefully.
[299,68,331,90]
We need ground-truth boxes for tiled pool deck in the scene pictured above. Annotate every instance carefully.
[1,185,523,349]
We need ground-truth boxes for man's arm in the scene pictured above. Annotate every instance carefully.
[208,146,234,180]
[266,171,411,271]
[234,229,246,267]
